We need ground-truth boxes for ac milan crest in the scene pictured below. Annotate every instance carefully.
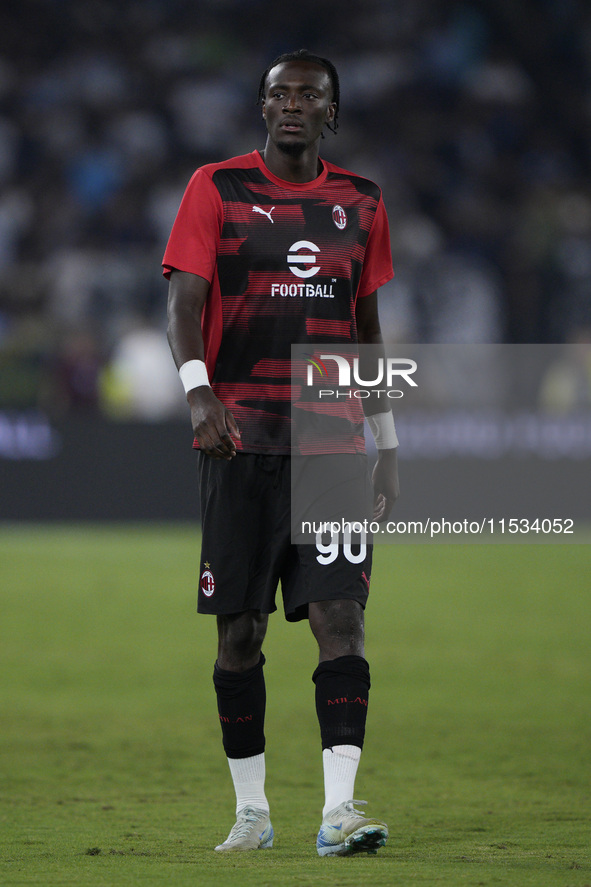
[332,205,347,230]
[201,565,215,597]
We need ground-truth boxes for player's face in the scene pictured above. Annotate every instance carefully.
[262,61,336,155]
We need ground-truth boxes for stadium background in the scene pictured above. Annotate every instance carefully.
[1,0,590,518]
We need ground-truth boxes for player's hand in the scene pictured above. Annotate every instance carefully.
[187,386,240,459]
[371,448,399,521]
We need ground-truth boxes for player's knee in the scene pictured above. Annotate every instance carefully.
[309,599,365,657]
[217,611,268,670]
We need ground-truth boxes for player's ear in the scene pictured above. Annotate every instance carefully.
[326,102,336,124]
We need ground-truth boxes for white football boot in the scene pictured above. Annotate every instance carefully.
[214,806,274,851]
[316,799,388,856]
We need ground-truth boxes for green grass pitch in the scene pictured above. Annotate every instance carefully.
[0,524,590,886]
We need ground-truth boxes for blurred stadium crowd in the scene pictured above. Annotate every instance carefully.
[0,0,590,419]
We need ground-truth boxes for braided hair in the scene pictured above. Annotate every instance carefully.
[257,49,340,135]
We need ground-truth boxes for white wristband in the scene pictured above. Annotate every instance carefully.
[178,359,211,393]
[367,411,399,449]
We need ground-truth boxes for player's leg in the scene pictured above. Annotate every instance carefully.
[289,452,387,853]
[308,599,387,856]
[217,609,268,671]
[308,597,365,660]
[309,598,368,814]
[213,610,273,850]
[309,597,368,792]
[198,453,290,850]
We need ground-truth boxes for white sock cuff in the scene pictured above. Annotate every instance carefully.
[328,744,362,761]
[228,753,266,783]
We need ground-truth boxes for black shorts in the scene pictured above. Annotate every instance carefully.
[196,452,373,622]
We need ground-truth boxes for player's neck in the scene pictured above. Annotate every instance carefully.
[261,140,322,184]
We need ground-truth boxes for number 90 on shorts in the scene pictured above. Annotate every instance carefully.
[315,529,368,565]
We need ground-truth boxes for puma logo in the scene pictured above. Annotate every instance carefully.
[252,205,275,223]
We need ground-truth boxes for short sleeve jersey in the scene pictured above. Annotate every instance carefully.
[163,150,393,454]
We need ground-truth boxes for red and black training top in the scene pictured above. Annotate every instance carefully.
[163,150,394,454]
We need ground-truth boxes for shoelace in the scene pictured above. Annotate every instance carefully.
[345,799,368,818]
[227,809,265,839]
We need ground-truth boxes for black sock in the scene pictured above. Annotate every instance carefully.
[213,653,266,759]
[312,655,370,750]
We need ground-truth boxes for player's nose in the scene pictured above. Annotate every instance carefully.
[283,93,302,112]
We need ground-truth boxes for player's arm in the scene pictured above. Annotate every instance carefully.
[167,269,240,459]
[355,291,399,520]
